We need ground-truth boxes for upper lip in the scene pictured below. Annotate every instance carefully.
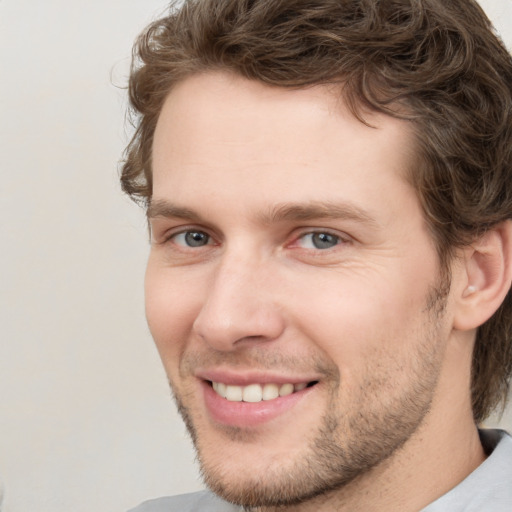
[196,368,320,386]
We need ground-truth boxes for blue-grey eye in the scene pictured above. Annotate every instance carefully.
[174,231,210,247]
[300,232,340,249]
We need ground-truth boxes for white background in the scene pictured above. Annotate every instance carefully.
[0,1,511,511]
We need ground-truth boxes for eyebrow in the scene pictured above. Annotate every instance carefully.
[147,198,378,228]
[260,201,378,227]
[147,199,203,222]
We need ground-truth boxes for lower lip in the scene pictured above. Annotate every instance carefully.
[202,381,313,428]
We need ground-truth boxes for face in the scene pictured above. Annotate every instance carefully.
[146,72,454,508]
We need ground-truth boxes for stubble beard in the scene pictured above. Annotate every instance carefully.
[169,284,450,510]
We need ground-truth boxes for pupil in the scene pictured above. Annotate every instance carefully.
[312,233,337,249]
[185,231,208,247]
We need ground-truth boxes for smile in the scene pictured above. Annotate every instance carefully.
[210,381,315,403]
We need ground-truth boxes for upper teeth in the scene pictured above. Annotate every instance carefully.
[212,382,308,403]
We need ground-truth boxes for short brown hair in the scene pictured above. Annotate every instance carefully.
[121,0,512,422]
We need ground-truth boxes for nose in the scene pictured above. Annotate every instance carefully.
[192,253,285,351]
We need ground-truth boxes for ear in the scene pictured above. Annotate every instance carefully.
[453,221,512,331]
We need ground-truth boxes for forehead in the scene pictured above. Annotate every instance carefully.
[152,72,417,214]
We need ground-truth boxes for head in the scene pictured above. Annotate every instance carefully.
[121,0,512,507]
[122,0,512,423]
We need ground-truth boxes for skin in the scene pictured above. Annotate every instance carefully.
[145,71,486,511]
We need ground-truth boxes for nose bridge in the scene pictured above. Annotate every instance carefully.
[192,244,284,350]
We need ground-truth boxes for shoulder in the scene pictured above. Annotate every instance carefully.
[128,490,241,512]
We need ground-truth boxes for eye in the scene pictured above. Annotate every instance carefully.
[298,232,341,250]
[173,230,211,248]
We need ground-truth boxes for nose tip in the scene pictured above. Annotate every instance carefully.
[191,265,285,351]
[193,306,285,350]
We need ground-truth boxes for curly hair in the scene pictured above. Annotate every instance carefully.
[121,0,512,423]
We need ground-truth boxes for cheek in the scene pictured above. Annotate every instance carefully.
[288,268,435,381]
[144,264,200,365]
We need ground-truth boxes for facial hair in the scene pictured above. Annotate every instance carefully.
[169,282,450,509]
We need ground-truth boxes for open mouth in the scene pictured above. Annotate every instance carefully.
[209,381,318,403]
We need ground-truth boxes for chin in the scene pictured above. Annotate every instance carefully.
[191,404,428,509]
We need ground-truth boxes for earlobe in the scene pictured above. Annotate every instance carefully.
[453,221,512,331]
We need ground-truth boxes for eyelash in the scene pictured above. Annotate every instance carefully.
[170,230,213,248]
[161,227,348,252]
[293,231,344,250]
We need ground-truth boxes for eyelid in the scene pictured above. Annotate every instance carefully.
[152,223,216,246]
[151,222,352,252]
[289,227,351,248]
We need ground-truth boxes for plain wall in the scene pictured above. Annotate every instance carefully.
[0,1,511,511]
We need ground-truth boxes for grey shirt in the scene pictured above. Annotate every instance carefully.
[129,429,512,512]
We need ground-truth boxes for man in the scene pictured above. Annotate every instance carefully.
[122,0,512,510]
